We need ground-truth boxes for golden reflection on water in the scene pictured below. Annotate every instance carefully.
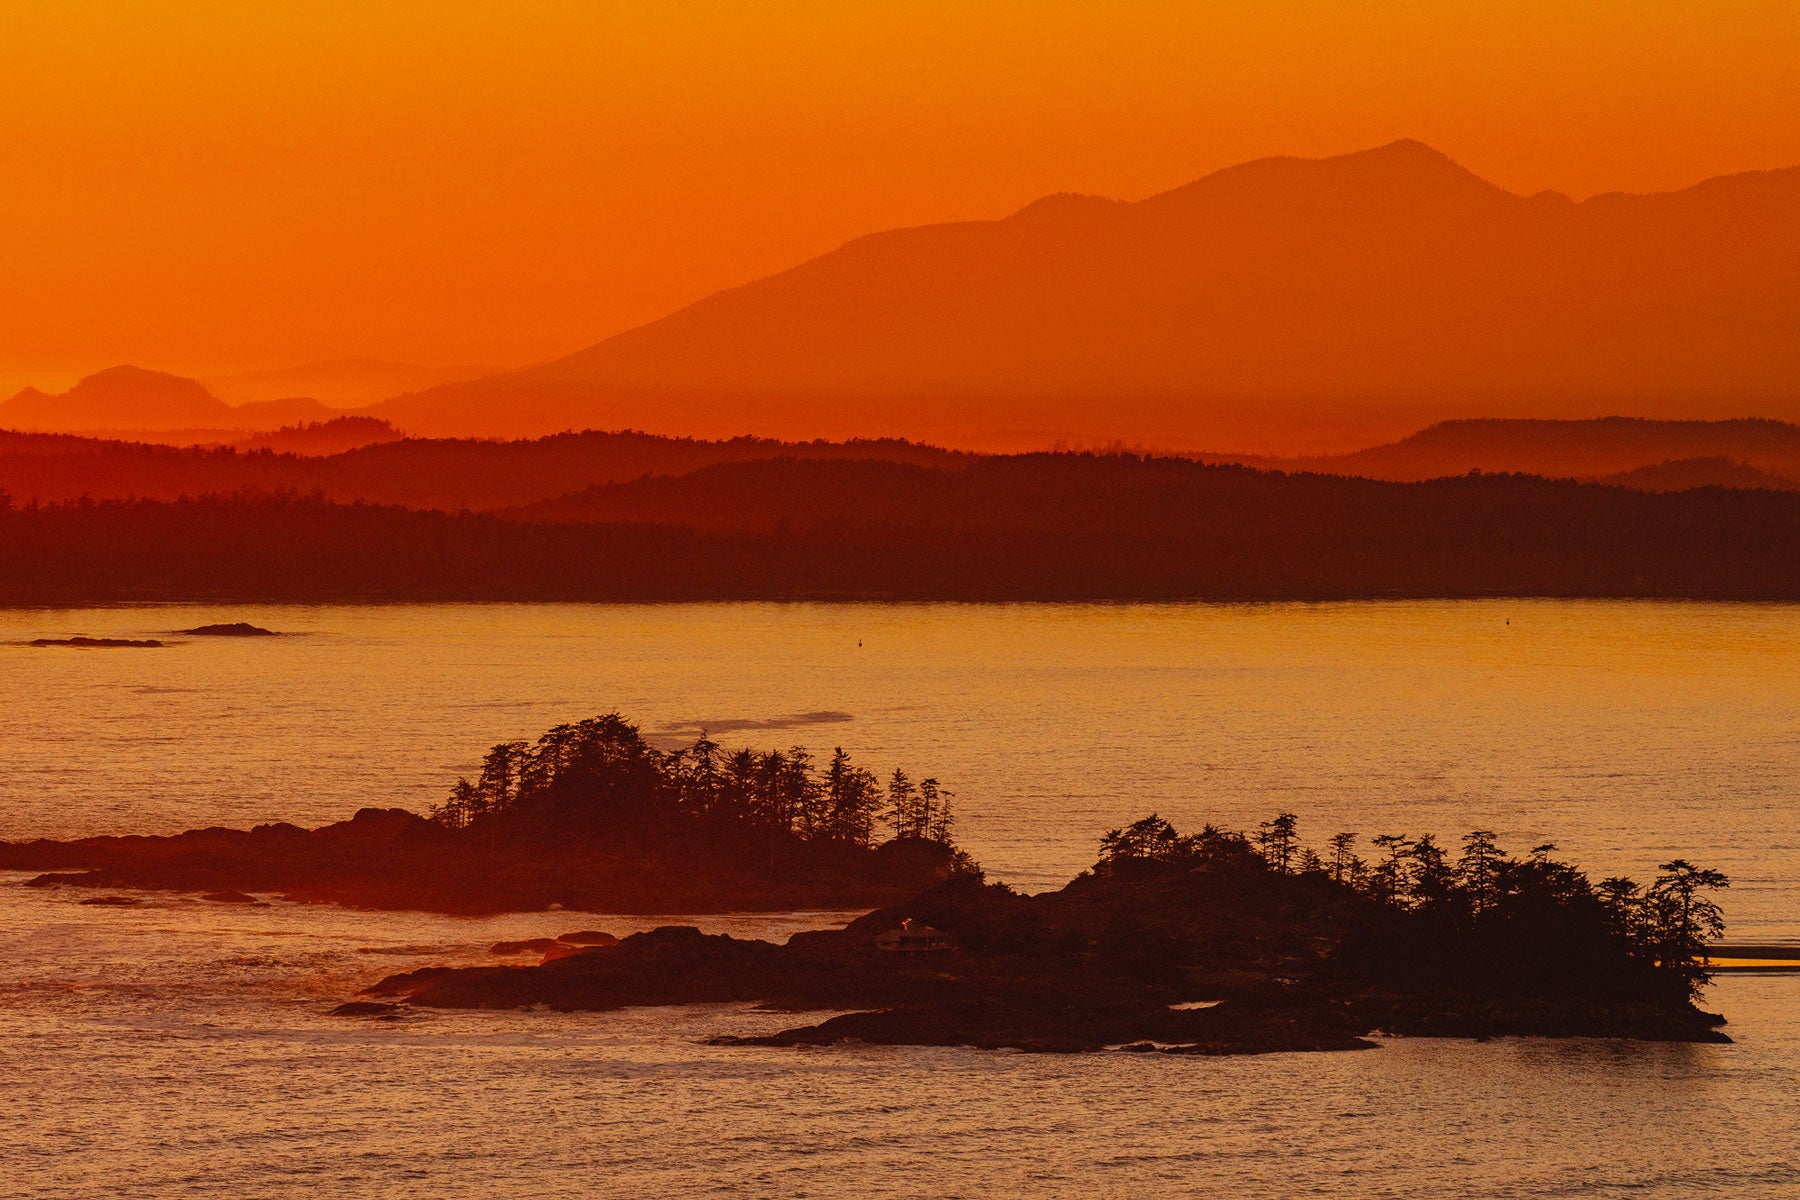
[3,599,1798,935]
[4,601,1800,1198]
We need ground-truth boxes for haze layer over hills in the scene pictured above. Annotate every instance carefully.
[9,417,1800,604]
[200,360,500,409]
[11,142,1799,453]
[5,418,1800,513]
[0,428,967,511]
[367,141,1800,452]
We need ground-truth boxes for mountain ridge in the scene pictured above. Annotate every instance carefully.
[371,140,1800,449]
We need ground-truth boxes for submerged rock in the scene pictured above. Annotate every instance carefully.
[79,894,142,906]
[489,938,566,957]
[199,890,262,904]
[329,1001,403,1018]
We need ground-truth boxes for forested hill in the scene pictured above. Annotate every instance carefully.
[6,454,1800,603]
[0,428,967,511]
[11,419,1800,514]
[1208,417,1800,486]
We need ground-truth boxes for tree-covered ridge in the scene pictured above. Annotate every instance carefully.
[1097,813,1728,998]
[431,712,963,854]
[14,454,1800,604]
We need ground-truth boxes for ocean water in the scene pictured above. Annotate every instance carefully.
[3,600,1798,1197]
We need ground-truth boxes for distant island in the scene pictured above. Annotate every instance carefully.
[28,636,163,648]
[177,622,279,636]
[364,814,1733,1055]
[1,713,972,913]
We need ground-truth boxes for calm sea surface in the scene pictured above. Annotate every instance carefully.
[3,600,1797,1197]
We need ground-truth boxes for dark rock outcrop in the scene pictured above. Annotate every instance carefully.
[178,623,280,636]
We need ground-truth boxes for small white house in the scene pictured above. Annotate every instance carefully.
[875,917,954,954]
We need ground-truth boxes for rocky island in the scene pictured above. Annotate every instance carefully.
[2,713,972,913]
[1,711,1731,1054]
[363,815,1732,1054]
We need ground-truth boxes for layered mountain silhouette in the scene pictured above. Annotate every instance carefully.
[0,366,342,434]
[16,143,1798,451]
[12,459,1800,604]
[1,367,239,433]
[5,418,1800,512]
[370,140,1800,450]
[0,428,966,510]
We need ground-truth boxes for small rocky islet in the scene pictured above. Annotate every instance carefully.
[24,622,279,647]
[29,636,165,648]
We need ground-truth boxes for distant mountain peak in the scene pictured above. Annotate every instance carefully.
[68,364,215,394]
[1006,191,1124,222]
[369,141,1800,448]
[1362,137,1454,162]
[1004,141,1493,226]
[1132,138,1509,219]
[1,365,232,433]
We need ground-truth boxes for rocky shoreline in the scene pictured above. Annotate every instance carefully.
[9,788,1733,1055]
[352,856,1730,1054]
[2,807,965,915]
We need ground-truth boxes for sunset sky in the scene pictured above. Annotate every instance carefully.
[5,1,1800,395]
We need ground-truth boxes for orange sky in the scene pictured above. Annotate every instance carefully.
[4,1,1800,396]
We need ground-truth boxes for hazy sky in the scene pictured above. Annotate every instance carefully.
[4,0,1799,393]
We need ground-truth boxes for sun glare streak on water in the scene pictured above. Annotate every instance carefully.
[3,600,1798,1197]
